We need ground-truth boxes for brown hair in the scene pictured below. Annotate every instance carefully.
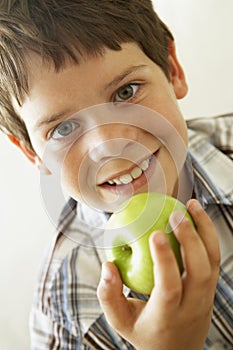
[0,0,173,151]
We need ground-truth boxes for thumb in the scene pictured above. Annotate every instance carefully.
[97,261,132,332]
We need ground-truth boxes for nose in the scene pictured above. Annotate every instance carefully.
[89,138,134,163]
[88,126,137,163]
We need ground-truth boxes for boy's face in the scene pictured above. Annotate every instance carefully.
[15,43,188,211]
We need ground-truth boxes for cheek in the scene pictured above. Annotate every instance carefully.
[59,140,99,203]
[59,145,84,198]
[150,99,188,147]
[142,82,188,145]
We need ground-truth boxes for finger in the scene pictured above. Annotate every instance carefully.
[148,231,182,311]
[97,261,135,333]
[169,211,212,284]
[169,209,219,310]
[187,199,221,271]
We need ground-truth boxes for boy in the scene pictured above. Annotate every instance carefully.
[0,1,232,349]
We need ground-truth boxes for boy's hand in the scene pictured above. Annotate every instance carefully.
[97,199,220,350]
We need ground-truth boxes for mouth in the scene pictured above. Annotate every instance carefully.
[98,150,159,193]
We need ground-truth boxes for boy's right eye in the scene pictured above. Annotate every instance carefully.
[50,120,80,140]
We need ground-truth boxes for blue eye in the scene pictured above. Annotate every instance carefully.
[114,84,139,102]
[51,120,80,140]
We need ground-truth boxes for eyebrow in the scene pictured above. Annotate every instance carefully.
[34,64,148,131]
[34,110,73,131]
[104,64,148,90]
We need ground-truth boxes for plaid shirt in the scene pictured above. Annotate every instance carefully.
[30,114,233,350]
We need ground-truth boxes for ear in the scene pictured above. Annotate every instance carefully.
[7,134,43,171]
[167,41,188,99]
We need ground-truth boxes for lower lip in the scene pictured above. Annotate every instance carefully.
[99,151,159,196]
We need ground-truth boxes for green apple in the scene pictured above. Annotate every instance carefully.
[104,193,194,295]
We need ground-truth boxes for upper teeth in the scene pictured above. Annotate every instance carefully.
[107,157,151,185]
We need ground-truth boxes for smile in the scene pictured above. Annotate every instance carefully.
[106,155,153,186]
[98,149,160,196]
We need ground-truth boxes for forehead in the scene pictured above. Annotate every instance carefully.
[25,42,147,90]
[15,43,154,123]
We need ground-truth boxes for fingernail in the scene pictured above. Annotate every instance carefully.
[101,263,112,282]
[169,211,186,230]
[187,199,202,212]
[152,231,168,245]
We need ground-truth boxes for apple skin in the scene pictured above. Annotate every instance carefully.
[104,193,194,295]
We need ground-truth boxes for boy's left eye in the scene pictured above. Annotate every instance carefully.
[114,83,139,102]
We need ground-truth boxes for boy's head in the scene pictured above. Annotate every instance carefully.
[0,0,173,151]
[0,0,188,210]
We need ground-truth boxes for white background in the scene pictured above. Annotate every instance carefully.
[0,1,232,349]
